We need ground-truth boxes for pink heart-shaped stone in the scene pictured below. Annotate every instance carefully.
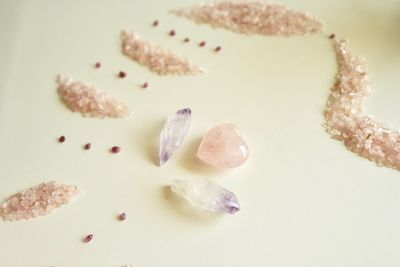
[197,123,249,168]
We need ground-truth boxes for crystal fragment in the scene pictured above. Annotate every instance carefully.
[171,178,240,214]
[0,181,81,221]
[197,123,249,168]
[159,108,191,165]
[172,1,323,36]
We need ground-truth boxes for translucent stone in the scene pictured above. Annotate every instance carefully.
[159,108,191,165]
[197,123,249,168]
[171,178,240,214]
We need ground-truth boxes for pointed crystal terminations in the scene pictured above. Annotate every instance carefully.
[197,123,249,168]
[159,108,192,166]
[171,178,240,214]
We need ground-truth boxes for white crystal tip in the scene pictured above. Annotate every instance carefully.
[171,178,240,214]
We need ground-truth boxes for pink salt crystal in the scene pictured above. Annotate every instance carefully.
[0,181,81,221]
[197,123,249,168]
[121,31,204,76]
[56,75,130,119]
[172,1,323,36]
[324,38,400,171]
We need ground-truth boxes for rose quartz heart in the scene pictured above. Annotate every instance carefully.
[197,123,249,168]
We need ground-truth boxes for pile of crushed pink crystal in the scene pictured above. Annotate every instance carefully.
[324,38,400,170]
[57,75,130,119]
[172,1,323,36]
[0,181,80,221]
[121,31,204,76]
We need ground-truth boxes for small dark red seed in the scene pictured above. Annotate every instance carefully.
[119,212,126,221]
[169,30,175,36]
[94,62,101,68]
[111,146,121,153]
[118,71,126,78]
[152,20,159,27]
[214,46,222,52]
[183,37,190,43]
[142,82,149,89]
[84,143,91,150]
[199,41,206,47]
[83,234,93,243]
[329,33,336,39]
[58,136,65,143]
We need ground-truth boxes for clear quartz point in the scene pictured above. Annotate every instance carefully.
[171,178,240,214]
[159,108,191,165]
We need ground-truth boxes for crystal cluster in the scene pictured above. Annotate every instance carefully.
[171,178,240,214]
[121,31,204,76]
[324,38,400,170]
[0,181,81,221]
[159,108,191,165]
[57,75,130,118]
[197,123,249,168]
[172,1,323,36]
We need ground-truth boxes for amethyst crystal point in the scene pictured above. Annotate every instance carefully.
[171,178,240,214]
[159,108,191,165]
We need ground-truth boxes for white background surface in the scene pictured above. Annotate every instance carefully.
[1,0,400,266]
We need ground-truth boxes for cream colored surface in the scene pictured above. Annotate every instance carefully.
[0,0,400,266]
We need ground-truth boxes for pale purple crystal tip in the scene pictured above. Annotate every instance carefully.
[171,178,240,214]
[159,108,191,166]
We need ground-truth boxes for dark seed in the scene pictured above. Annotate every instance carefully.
[111,146,121,153]
[183,37,190,43]
[199,41,206,47]
[169,30,176,36]
[83,234,93,243]
[118,71,126,78]
[214,46,222,52]
[94,62,101,68]
[329,33,336,39]
[84,143,91,150]
[152,20,159,27]
[142,82,149,89]
[58,136,65,143]
[119,212,126,221]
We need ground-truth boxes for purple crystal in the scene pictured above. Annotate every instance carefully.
[159,108,191,165]
[171,178,240,214]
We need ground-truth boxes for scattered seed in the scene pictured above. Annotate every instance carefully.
[214,46,222,52]
[329,33,336,39]
[142,82,149,89]
[84,143,91,150]
[111,146,121,153]
[199,41,206,47]
[169,30,176,36]
[152,20,159,27]
[119,212,127,221]
[83,234,93,243]
[94,62,101,68]
[58,136,65,143]
[183,37,190,43]
[118,71,127,78]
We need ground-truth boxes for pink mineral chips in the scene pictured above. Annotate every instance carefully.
[197,123,249,168]
[0,181,81,221]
